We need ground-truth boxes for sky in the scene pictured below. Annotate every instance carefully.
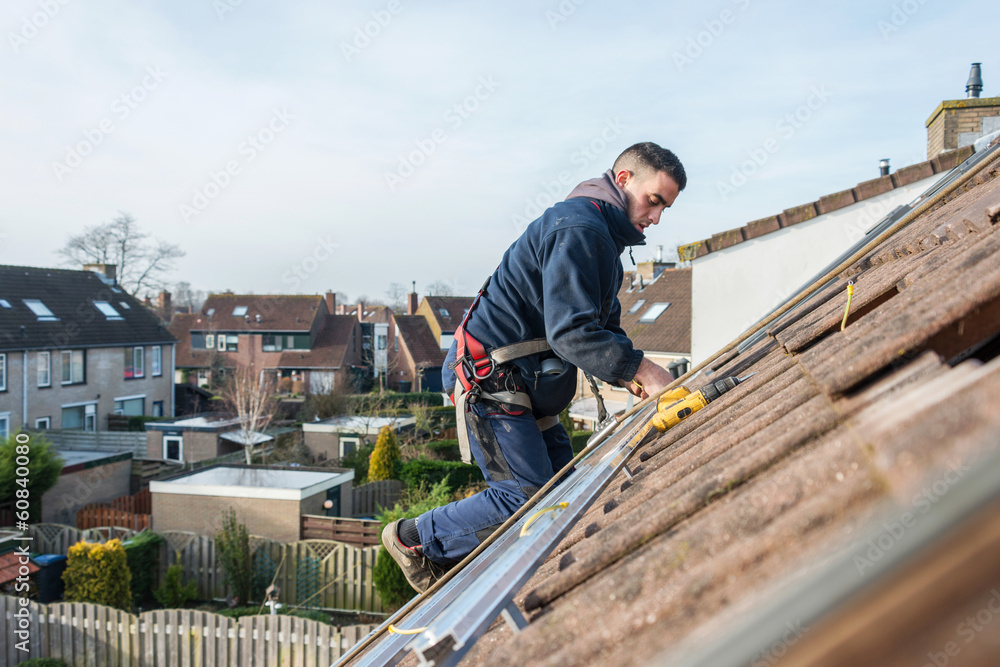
[1,0,997,303]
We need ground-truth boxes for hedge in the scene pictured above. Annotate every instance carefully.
[124,531,164,607]
[424,439,460,461]
[399,458,483,494]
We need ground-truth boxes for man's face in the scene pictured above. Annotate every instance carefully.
[614,168,680,235]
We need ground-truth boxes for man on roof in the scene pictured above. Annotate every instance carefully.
[382,142,687,592]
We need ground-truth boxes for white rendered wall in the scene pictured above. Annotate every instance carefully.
[690,174,943,364]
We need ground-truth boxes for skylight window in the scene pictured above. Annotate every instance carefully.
[439,309,449,318]
[206,308,215,317]
[119,301,131,309]
[23,299,58,321]
[233,306,248,316]
[0,299,10,308]
[94,301,123,320]
[638,302,671,323]
[627,299,646,314]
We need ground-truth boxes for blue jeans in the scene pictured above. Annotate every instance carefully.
[416,401,574,565]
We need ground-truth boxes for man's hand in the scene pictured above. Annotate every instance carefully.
[620,356,674,399]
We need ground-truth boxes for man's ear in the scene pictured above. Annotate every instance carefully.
[614,169,631,188]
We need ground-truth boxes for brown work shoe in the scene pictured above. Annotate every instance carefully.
[381,520,449,593]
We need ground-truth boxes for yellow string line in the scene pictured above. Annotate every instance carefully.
[388,624,428,635]
[519,502,569,537]
[840,281,855,331]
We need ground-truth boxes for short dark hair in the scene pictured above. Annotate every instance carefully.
[612,142,687,191]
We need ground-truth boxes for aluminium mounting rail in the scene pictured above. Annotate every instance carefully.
[342,402,653,667]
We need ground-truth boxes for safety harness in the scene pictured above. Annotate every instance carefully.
[449,278,563,463]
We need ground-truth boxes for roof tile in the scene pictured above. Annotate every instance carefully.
[853,174,895,201]
[778,202,819,226]
[743,215,782,239]
[816,188,857,215]
[708,228,745,252]
[890,161,935,187]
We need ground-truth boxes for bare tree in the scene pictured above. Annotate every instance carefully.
[174,281,207,312]
[58,212,185,297]
[425,280,454,296]
[220,364,278,464]
[385,282,407,312]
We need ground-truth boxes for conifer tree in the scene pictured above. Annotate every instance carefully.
[368,426,400,481]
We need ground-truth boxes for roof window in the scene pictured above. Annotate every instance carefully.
[233,306,248,316]
[206,308,216,317]
[0,299,10,308]
[627,299,646,314]
[638,302,671,323]
[439,308,449,318]
[23,299,58,321]
[94,301,123,320]
[119,301,131,309]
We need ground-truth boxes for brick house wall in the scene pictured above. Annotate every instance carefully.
[926,97,1000,157]
[152,493,303,542]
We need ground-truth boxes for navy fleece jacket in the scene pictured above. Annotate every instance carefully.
[445,187,646,417]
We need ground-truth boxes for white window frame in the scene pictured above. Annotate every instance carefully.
[205,334,215,349]
[0,353,6,391]
[35,417,50,429]
[0,412,9,439]
[340,436,361,458]
[152,400,164,418]
[114,394,146,417]
[23,298,58,321]
[152,346,162,376]
[133,346,145,378]
[37,351,51,387]
[163,436,183,462]
[94,301,123,320]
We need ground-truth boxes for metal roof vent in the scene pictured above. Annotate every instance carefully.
[966,63,983,99]
[879,158,890,177]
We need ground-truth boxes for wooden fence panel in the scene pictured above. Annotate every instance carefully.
[351,479,402,516]
[76,505,150,532]
[300,515,381,546]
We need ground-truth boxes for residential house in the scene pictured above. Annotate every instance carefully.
[393,315,445,392]
[679,66,1000,363]
[170,291,366,394]
[144,412,272,464]
[302,414,416,461]
[0,263,176,436]
[416,295,476,351]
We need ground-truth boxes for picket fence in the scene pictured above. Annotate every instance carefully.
[15,524,385,613]
[1,595,375,667]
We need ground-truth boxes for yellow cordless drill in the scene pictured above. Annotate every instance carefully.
[627,374,754,450]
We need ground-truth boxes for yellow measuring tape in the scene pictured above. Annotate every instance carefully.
[388,624,427,635]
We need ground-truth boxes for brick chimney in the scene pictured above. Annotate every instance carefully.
[157,290,172,320]
[926,63,1000,158]
[84,263,117,283]
[325,290,336,315]
[357,301,365,322]
[407,292,418,315]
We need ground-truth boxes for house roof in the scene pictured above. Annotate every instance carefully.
[196,294,324,332]
[677,145,975,262]
[0,265,176,352]
[168,313,207,369]
[394,143,1000,666]
[277,314,358,369]
[424,296,476,333]
[394,315,445,367]
[617,268,691,355]
[0,552,39,586]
